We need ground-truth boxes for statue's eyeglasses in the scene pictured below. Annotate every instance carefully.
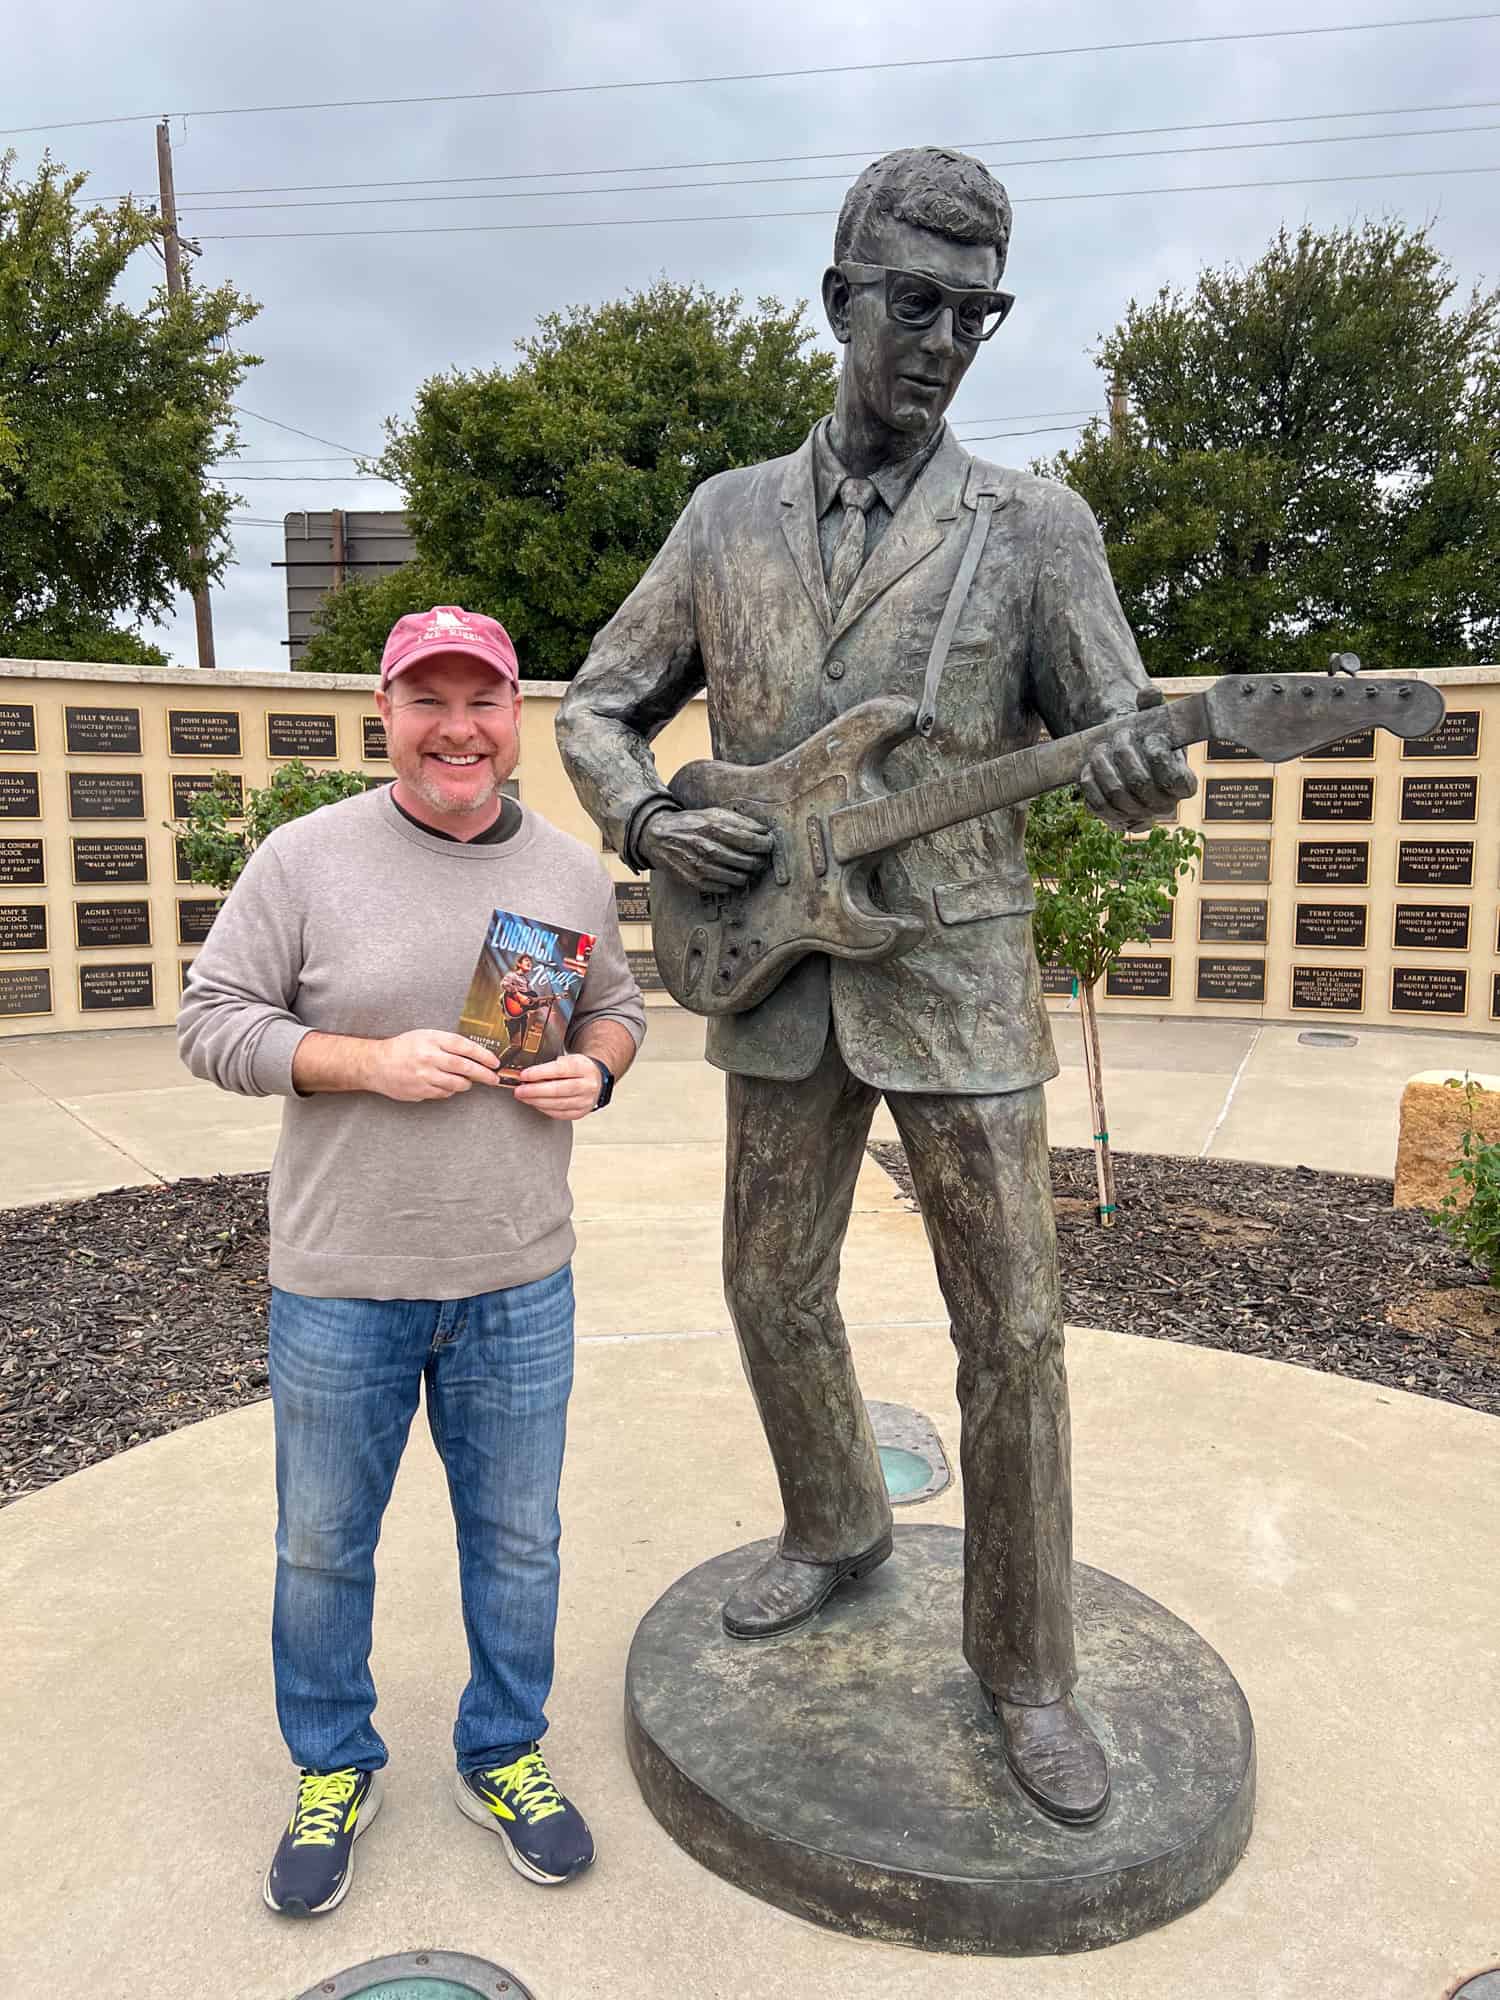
[838,262,1016,343]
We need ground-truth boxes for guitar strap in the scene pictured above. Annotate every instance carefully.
[916,491,998,738]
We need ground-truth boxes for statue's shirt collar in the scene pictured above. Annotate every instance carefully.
[811,419,946,520]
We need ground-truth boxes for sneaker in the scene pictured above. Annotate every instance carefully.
[455,1747,595,1885]
[262,1766,382,1917]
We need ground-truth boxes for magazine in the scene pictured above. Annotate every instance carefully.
[457,907,596,1084]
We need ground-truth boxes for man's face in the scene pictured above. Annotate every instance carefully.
[376,657,520,830]
[831,214,1001,441]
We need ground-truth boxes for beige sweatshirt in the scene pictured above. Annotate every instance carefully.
[177,785,646,1300]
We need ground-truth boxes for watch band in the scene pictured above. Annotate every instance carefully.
[586,1056,614,1111]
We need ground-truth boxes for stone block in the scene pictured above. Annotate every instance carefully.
[1393,1070,1500,1210]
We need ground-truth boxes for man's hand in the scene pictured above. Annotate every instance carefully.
[638,806,774,891]
[1077,717,1196,833]
[513,1051,607,1122]
[368,1030,502,1101]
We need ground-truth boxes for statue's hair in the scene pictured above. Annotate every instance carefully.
[834,147,1012,272]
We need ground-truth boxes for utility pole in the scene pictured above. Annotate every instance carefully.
[156,117,218,670]
[1109,378,1129,448]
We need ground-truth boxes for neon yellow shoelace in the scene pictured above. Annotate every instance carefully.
[481,1751,564,1823]
[290,1768,359,1848]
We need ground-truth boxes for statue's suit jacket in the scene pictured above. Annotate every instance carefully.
[556,423,1156,1094]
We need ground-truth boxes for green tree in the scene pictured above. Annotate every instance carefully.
[368,279,836,679]
[0,154,260,663]
[1026,789,1201,1224]
[297,557,463,676]
[171,762,369,892]
[1044,221,1500,677]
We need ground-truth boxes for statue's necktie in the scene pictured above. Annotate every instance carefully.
[827,476,879,617]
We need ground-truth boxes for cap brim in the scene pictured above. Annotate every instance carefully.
[382,645,519,687]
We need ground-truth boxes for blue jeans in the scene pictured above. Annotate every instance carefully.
[268,1268,575,1776]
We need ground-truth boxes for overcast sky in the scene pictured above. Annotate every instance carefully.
[5,1,1497,669]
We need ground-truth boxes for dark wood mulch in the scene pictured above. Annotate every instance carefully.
[2,1152,1496,1508]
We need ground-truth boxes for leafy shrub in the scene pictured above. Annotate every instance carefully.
[1433,1091,1500,1289]
[169,760,370,891]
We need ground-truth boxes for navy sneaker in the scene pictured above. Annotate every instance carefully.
[455,1747,595,1885]
[263,1766,382,1917]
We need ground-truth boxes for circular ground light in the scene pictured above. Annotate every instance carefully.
[1451,1974,1500,1999]
[294,1953,535,1999]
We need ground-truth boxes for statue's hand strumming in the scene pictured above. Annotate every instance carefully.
[639,806,774,891]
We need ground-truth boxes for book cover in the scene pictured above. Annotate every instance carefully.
[457,907,596,1083]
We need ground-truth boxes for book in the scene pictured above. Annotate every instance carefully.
[457,907,596,1083]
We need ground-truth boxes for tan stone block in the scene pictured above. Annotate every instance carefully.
[1393,1069,1500,1210]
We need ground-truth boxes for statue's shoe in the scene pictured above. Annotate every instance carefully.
[721,1533,894,1639]
[989,1690,1111,1825]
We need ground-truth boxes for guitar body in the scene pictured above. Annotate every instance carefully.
[649,696,926,1015]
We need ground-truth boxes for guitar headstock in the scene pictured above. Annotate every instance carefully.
[1202,668,1446,762]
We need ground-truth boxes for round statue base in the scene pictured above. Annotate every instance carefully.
[624,1525,1255,1955]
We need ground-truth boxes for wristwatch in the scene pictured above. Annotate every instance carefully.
[585,1057,614,1111]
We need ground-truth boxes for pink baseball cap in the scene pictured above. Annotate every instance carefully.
[379,606,520,690]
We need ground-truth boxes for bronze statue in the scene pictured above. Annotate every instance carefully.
[556,147,1198,1826]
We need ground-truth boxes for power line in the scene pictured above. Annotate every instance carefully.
[953,407,1097,425]
[175,118,1500,215]
[196,161,1500,240]
[5,12,1497,137]
[229,403,374,455]
[212,474,399,482]
[962,423,1091,442]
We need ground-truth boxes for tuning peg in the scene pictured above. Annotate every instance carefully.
[1327,652,1362,676]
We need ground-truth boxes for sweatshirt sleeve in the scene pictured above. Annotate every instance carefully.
[176,837,313,1098]
[567,870,648,1052]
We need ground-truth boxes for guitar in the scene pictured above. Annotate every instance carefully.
[647,666,1447,1017]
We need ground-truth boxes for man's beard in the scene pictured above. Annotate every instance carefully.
[409,763,499,815]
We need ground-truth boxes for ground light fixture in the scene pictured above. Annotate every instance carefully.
[294,1953,535,1998]
[866,1400,951,1503]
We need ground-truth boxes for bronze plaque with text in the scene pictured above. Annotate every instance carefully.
[1203,777,1274,822]
[74,899,152,950]
[0,702,37,753]
[0,904,47,953]
[174,838,194,884]
[1105,956,1173,999]
[1205,739,1256,762]
[64,705,141,755]
[1039,961,1075,996]
[176,897,225,945]
[1294,902,1368,950]
[1141,904,1175,942]
[0,771,41,818]
[1198,898,1268,944]
[72,836,147,885]
[1291,964,1365,1013]
[1300,776,1374,822]
[1296,840,1369,886]
[1390,965,1468,1017]
[1201,838,1271,884]
[1393,903,1471,952]
[1196,956,1266,1004]
[614,882,651,924]
[0,838,45,885]
[167,709,242,758]
[267,712,338,760]
[170,771,245,817]
[1396,840,1473,887]
[78,962,155,1012]
[179,958,195,996]
[0,965,51,1017]
[1403,710,1480,759]
[67,771,145,820]
[1400,774,1478,822]
[626,948,665,992]
[1493,971,1500,1021]
[362,715,389,760]
[1303,728,1376,760]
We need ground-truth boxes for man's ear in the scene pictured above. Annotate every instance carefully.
[822,265,852,345]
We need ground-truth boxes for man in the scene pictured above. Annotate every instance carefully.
[179,606,644,1915]
[557,149,1194,1827]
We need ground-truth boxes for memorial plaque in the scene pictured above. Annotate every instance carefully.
[1201,839,1271,885]
[167,709,242,758]
[0,838,45,885]
[1393,903,1471,952]
[0,702,37,753]
[627,948,665,992]
[1403,709,1480,759]
[67,770,145,820]
[179,958,195,996]
[362,715,389,760]
[1039,961,1075,997]
[64,705,141,755]
[614,881,651,924]
[1205,739,1256,762]
[170,771,245,817]
[1493,971,1500,1022]
[1105,956,1173,1000]
[1203,777,1274,822]
[72,836,148,884]
[1400,774,1478,822]
[74,899,152,950]
[0,965,51,1018]
[0,904,47,953]
[1299,776,1374,822]
[1290,964,1364,1013]
[1390,965,1469,1017]
[0,771,41,818]
[176,897,225,945]
[1296,840,1369,886]
[1195,956,1266,1004]
[1198,898,1268,944]
[1294,902,1368,950]
[1303,729,1376,761]
[1397,840,1473,887]
[78,961,156,1013]
[174,838,194,884]
[267,711,338,760]
[1141,904,1175,942]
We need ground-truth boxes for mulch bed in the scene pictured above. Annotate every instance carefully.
[2,1152,1496,1508]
